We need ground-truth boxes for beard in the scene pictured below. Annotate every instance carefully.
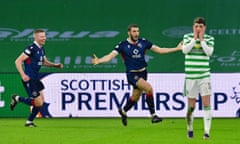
[130,35,138,42]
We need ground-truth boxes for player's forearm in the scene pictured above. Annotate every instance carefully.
[93,51,117,65]
[182,39,195,54]
[43,60,58,67]
[98,55,113,64]
[42,56,58,67]
[201,40,214,56]
[164,47,182,54]
[156,48,176,54]
[152,46,181,54]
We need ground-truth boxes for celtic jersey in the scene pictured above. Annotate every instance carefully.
[183,33,214,79]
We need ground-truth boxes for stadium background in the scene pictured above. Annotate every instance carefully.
[0,0,240,117]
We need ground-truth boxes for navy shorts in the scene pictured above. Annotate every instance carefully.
[126,70,147,89]
[22,79,44,98]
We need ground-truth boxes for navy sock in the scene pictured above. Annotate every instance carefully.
[19,97,33,106]
[28,106,41,121]
[146,94,155,115]
[123,97,136,112]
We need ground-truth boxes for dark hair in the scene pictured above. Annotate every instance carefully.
[128,24,139,31]
[193,17,206,25]
[34,29,45,34]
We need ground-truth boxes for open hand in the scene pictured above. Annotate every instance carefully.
[55,63,63,68]
[91,54,99,65]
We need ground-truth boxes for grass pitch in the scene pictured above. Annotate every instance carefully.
[0,118,239,144]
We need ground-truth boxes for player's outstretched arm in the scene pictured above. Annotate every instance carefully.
[43,56,63,68]
[91,51,118,65]
[151,41,182,54]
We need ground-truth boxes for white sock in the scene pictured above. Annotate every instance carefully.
[15,96,20,102]
[151,113,157,117]
[203,108,212,134]
[26,120,33,124]
[187,113,194,131]
[122,109,126,115]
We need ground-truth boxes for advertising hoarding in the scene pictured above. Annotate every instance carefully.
[40,73,240,118]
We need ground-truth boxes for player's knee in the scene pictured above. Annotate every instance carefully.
[146,87,153,94]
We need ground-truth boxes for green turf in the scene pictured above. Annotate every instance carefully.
[0,118,239,144]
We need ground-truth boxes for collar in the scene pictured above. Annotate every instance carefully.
[34,41,41,48]
[127,38,138,45]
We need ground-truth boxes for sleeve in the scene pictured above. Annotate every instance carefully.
[182,39,195,54]
[182,34,195,54]
[201,36,214,56]
[143,39,153,50]
[23,46,34,57]
[113,42,123,54]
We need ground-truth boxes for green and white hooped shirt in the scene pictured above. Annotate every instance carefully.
[183,33,214,79]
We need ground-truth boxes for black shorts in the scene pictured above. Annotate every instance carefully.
[22,79,44,98]
[126,70,147,89]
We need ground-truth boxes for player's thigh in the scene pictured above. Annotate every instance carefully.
[199,77,211,96]
[136,78,153,93]
[199,78,211,107]
[34,92,44,107]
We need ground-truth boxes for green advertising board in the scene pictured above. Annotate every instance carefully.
[0,74,29,117]
[1,0,240,73]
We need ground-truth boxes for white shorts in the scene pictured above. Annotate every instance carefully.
[184,77,211,98]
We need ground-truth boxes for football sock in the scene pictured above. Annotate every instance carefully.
[123,97,136,112]
[146,93,155,115]
[28,106,41,121]
[203,106,212,134]
[26,120,33,124]
[186,107,194,131]
[15,96,20,101]
[19,96,34,106]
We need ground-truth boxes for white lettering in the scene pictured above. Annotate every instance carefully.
[59,31,90,38]
[12,29,34,38]
[0,28,120,41]
[209,28,240,35]
[0,31,12,38]
[89,31,119,38]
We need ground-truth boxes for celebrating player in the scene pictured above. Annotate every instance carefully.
[182,17,214,139]
[92,24,182,126]
[10,29,63,127]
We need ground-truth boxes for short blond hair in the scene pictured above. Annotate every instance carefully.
[34,29,45,34]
